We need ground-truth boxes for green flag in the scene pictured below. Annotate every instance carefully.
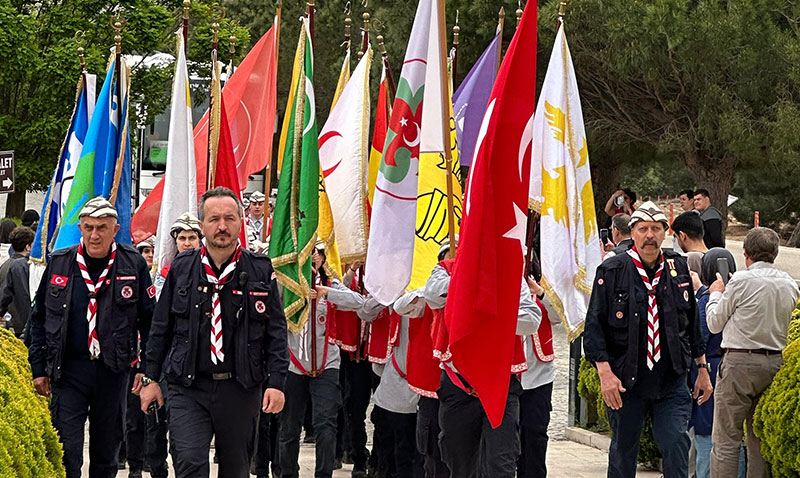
[269,20,320,333]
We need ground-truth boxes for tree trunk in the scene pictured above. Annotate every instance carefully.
[4,190,26,218]
[591,151,621,230]
[684,149,736,241]
[788,221,800,248]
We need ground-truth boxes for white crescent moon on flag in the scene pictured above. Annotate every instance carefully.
[518,113,534,182]
[404,123,421,148]
[302,77,316,136]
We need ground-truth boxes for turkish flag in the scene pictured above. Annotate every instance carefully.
[131,25,277,243]
[443,2,537,428]
[214,95,248,246]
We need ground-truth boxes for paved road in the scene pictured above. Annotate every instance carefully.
[726,239,800,281]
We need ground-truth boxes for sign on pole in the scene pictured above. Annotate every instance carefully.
[0,151,14,194]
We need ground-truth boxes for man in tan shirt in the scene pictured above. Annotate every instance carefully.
[705,227,800,478]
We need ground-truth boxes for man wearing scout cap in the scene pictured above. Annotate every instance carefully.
[247,190,267,237]
[584,201,713,478]
[136,235,156,271]
[28,196,156,478]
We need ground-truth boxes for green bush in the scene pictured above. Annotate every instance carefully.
[578,356,662,469]
[0,328,64,478]
[753,301,800,477]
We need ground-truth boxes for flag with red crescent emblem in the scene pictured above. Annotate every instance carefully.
[365,0,434,305]
[443,2,537,428]
[318,47,372,264]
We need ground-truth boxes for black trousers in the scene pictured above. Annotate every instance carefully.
[253,401,281,476]
[50,358,129,478]
[167,377,262,478]
[371,405,424,478]
[278,369,342,478]
[126,375,169,477]
[517,382,553,478]
[340,353,372,470]
[416,397,449,478]
[437,371,522,478]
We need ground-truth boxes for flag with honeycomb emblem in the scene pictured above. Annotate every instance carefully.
[410,83,462,290]
[529,22,602,340]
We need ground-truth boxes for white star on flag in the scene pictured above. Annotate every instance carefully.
[503,202,528,254]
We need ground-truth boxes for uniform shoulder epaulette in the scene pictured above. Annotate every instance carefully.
[116,243,139,255]
[50,245,77,257]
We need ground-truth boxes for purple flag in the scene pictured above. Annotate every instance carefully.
[453,30,501,166]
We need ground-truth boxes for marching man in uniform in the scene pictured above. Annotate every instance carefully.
[140,187,289,478]
[28,196,156,478]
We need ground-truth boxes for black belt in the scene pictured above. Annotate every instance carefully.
[212,372,232,380]
[725,348,780,356]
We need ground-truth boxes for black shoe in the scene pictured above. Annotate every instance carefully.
[117,462,126,470]
[303,433,316,444]
[129,469,143,478]
[343,452,353,465]
[352,471,368,478]
[333,458,343,470]
[143,462,151,472]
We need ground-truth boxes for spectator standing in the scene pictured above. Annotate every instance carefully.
[692,189,724,248]
[604,188,637,218]
[584,201,713,478]
[0,226,35,338]
[670,212,708,274]
[603,213,633,261]
[0,218,16,264]
[678,189,695,212]
[706,227,800,478]
[21,209,40,230]
[689,249,745,478]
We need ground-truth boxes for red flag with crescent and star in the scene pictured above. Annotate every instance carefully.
[443,1,537,428]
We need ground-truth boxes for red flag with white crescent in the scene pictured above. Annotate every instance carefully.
[443,2,537,428]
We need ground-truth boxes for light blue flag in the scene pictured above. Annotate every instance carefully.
[113,77,132,245]
[31,72,96,262]
[54,57,121,250]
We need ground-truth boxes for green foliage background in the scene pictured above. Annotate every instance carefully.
[754,300,800,477]
[0,328,64,477]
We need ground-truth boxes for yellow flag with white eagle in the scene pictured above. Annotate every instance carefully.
[529,23,601,341]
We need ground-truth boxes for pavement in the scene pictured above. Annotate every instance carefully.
[104,438,662,478]
[725,239,800,281]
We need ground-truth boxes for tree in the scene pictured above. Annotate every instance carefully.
[537,0,800,232]
[0,0,247,217]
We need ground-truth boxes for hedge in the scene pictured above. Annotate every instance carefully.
[0,328,64,478]
[577,356,661,468]
[753,299,800,477]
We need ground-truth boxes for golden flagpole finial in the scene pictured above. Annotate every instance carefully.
[229,35,236,62]
[516,1,524,27]
[183,0,190,20]
[358,10,370,59]
[212,22,220,48]
[558,0,567,20]
[74,31,86,71]
[344,1,352,44]
[453,10,460,47]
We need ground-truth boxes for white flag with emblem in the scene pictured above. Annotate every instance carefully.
[529,23,602,340]
[318,46,372,262]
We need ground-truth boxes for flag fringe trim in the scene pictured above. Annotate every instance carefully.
[109,64,131,204]
[353,49,374,256]
[540,275,586,342]
[273,269,309,334]
[34,74,88,265]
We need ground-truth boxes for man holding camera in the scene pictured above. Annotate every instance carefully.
[706,227,800,478]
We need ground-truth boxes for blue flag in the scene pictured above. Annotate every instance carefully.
[54,56,132,250]
[453,30,501,166]
[31,72,96,263]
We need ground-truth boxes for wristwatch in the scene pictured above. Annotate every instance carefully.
[697,363,711,372]
[141,376,157,386]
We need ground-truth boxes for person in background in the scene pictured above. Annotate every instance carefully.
[678,189,695,213]
[0,226,35,338]
[706,227,800,478]
[670,212,708,275]
[0,218,17,264]
[22,208,40,230]
[688,248,745,478]
[135,236,155,272]
[517,276,558,478]
[604,188,637,218]
[246,191,266,243]
[692,189,725,249]
[152,212,202,299]
[603,213,633,261]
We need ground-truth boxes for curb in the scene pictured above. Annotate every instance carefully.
[565,426,611,452]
